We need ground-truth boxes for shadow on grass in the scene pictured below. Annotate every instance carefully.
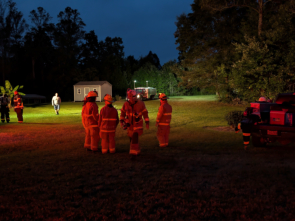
[24,103,49,108]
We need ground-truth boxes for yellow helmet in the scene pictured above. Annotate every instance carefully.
[104,94,114,103]
[88,91,98,97]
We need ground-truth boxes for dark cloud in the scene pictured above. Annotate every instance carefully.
[14,0,193,65]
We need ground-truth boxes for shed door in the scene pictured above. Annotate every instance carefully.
[84,87,90,97]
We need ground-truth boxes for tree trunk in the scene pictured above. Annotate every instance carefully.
[1,56,4,84]
[258,0,263,37]
[32,57,35,79]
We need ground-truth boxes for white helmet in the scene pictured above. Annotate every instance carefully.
[258,97,266,102]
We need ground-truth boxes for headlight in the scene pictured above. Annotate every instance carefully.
[137,95,140,98]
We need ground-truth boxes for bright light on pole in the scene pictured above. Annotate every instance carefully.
[134,80,136,89]
[146,81,148,87]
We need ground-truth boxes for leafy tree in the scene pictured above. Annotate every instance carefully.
[123,55,140,88]
[232,4,295,101]
[0,0,27,84]
[174,1,245,97]
[80,30,100,70]
[53,7,85,100]
[24,7,54,81]
[200,0,285,37]
[0,79,24,106]
[160,60,179,95]
[139,51,161,70]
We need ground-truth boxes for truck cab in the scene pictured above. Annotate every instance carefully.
[241,93,295,148]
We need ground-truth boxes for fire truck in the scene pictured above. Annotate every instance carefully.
[241,93,295,147]
[126,87,157,101]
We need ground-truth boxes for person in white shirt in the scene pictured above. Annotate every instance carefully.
[52,93,61,115]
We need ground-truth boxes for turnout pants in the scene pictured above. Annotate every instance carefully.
[1,106,9,122]
[157,125,170,147]
[84,127,100,151]
[14,108,23,123]
[128,129,142,155]
[100,132,116,154]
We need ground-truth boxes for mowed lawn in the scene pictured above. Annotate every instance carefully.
[1,95,295,220]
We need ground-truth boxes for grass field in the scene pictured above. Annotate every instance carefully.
[1,95,295,220]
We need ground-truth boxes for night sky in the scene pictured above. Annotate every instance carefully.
[14,0,193,66]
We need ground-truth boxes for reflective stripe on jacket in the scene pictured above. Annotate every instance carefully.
[120,100,149,130]
[98,104,119,133]
[14,95,24,109]
[84,102,99,127]
[156,102,172,126]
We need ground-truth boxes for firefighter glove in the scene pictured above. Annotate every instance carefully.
[120,120,124,128]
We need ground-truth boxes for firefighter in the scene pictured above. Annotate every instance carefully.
[120,89,149,155]
[13,91,24,123]
[83,91,100,151]
[0,94,10,123]
[81,95,88,128]
[98,94,119,154]
[156,93,172,147]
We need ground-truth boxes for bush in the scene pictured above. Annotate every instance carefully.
[115,95,122,101]
[225,111,243,128]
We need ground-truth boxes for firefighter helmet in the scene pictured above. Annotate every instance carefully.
[127,89,136,99]
[104,94,114,103]
[88,91,98,97]
[159,93,168,100]
[258,97,266,102]
[14,91,18,95]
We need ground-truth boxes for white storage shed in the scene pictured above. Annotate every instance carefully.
[73,81,112,102]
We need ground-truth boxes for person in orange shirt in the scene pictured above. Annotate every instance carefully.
[156,93,172,147]
[13,91,24,123]
[120,89,149,155]
[83,91,100,152]
[98,94,119,154]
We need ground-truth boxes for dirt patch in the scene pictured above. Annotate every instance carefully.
[203,126,239,132]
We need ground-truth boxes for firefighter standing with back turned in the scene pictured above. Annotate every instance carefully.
[98,94,119,154]
[13,91,24,123]
[156,93,172,147]
[0,94,10,123]
[120,89,149,155]
[83,91,100,152]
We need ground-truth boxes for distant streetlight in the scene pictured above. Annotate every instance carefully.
[146,81,148,87]
[134,80,136,89]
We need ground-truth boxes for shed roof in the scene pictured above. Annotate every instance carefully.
[74,81,111,86]
[22,94,46,99]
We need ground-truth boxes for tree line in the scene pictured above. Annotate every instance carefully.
[174,0,295,102]
[0,0,192,101]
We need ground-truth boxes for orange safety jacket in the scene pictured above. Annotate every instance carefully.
[83,102,99,128]
[120,100,149,131]
[156,101,172,126]
[98,104,119,133]
[13,95,24,109]
[81,105,86,128]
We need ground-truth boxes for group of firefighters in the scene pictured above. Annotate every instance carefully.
[1,89,172,155]
[81,89,172,155]
[0,91,24,124]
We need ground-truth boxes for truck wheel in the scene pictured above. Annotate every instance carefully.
[150,95,155,100]
[252,135,266,147]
